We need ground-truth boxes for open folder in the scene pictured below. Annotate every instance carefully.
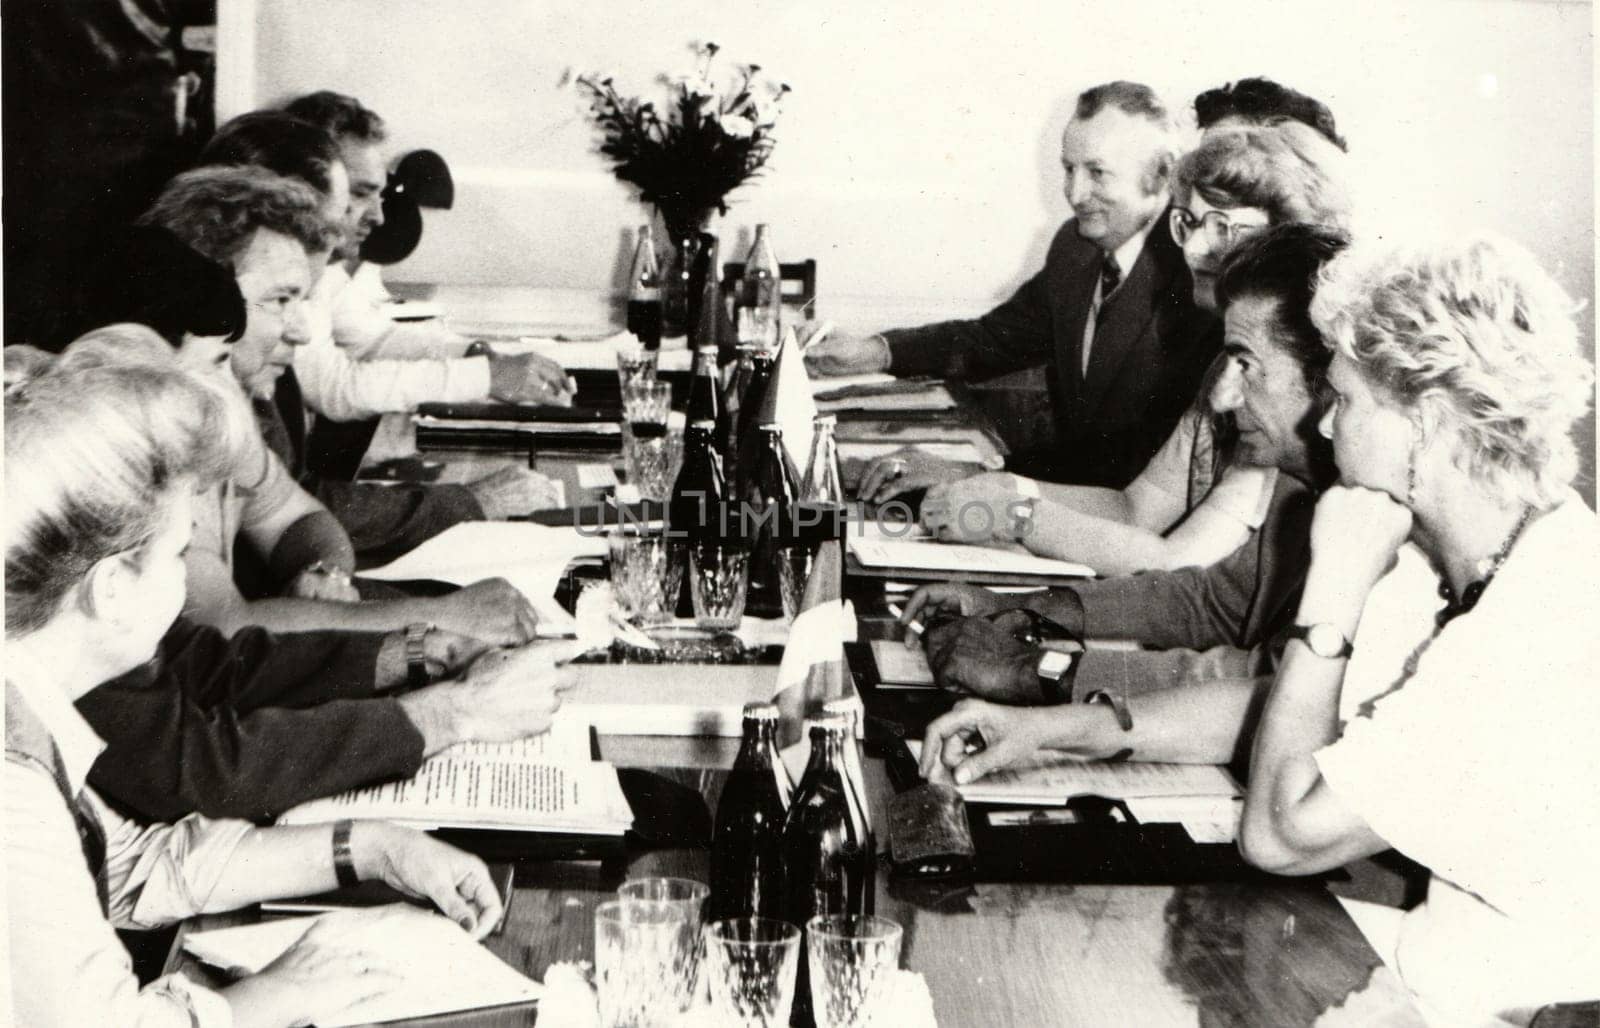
[849,536,1094,580]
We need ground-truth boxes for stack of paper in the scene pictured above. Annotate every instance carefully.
[907,743,1242,808]
[849,536,1094,579]
[278,719,633,835]
[555,664,780,737]
[361,522,609,633]
[184,909,540,1025]
[839,440,997,467]
[501,330,696,373]
[816,383,957,413]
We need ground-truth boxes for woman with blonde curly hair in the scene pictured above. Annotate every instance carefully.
[1241,232,1599,1024]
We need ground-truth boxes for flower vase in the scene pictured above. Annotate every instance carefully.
[658,207,717,338]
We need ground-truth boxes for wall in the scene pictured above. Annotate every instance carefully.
[238,0,1595,494]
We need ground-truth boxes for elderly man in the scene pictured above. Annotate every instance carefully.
[904,223,1346,729]
[809,81,1214,491]
[138,165,539,642]
[280,90,573,421]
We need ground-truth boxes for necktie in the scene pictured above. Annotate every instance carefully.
[1100,256,1122,301]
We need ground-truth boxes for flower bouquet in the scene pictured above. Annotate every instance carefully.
[574,42,790,244]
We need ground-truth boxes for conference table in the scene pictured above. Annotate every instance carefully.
[165,300,1426,1026]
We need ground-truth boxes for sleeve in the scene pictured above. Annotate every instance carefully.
[1200,466,1278,531]
[235,446,310,537]
[1132,409,1197,506]
[5,762,236,1028]
[882,262,1057,380]
[78,619,424,822]
[291,329,492,421]
[311,478,484,561]
[1069,645,1272,703]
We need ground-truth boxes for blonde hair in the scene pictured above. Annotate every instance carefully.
[5,337,236,634]
[1311,233,1593,508]
[1174,122,1352,231]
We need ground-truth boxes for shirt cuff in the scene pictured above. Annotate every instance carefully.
[149,973,234,1028]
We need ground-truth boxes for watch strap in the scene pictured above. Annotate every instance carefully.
[1286,622,1355,659]
[404,622,434,689]
[331,819,360,888]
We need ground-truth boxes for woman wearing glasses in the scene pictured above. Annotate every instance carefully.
[5,355,505,1026]
[920,121,1351,580]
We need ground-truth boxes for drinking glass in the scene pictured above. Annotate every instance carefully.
[623,421,683,503]
[617,345,659,394]
[621,378,673,424]
[775,544,816,623]
[806,915,904,1028]
[594,898,702,1028]
[690,544,750,630]
[705,918,801,1027]
[618,877,709,921]
[608,530,683,626]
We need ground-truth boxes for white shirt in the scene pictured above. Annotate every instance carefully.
[5,664,251,1027]
[292,263,492,421]
[1080,215,1157,376]
[1317,497,1600,1023]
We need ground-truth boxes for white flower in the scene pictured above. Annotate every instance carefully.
[721,114,755,138]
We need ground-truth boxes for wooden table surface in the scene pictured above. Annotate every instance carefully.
[165,731,1422,1027]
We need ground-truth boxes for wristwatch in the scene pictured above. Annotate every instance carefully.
[404,622,435,689]
[1286,622,1354,659]
[1035,649,1076,704]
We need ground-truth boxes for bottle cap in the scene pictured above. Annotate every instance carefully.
[805,715,850,736]
[742,702,780,721]
[821,698,860,718]
[813,413,838,427]
[759,422,781,432]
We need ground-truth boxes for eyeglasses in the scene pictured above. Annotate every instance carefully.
[1170,207,1268,249]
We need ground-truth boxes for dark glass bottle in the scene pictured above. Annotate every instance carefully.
[796,412,847,565]
[731,348,777,494]
[782,716,872,1025]
[709,702,793,922]
[821,698,875,917]
[735,223,782,352]
[743,423,800,614]
[625,224,663,352]
[668,418,725,614]
[685,344,723,429]
[686,232,721,354]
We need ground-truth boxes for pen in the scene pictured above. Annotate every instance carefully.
[800,320,834,352]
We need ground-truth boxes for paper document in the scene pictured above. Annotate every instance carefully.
[1123,795,1243,844]
[556,664,781,737]
[184,909,540,1026]
[446,717,592,762]
[870,640,936,687]
[277,736,632,835]
[576,462,621,491]
[816,385,956,412]
[812,372,896,392]
[362,522,608,633]
[840,441,995,467]
[499,330,695,373]
[850,537,1094,579]
[907,742,1241,806]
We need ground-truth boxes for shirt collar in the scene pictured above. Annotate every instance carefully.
[1106,214,1157,286]
[6,659,108,795]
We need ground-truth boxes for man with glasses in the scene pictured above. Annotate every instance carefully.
[807,81,1215,493]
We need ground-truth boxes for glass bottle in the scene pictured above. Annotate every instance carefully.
[709,702,793,922]
[685,344,724,430]
[782,716,873,1025]
[735,223,782,352]
[625,224,663,351]
[821,698,875,916]
[686,231,721,354]
[743,423,800,615]
[667,418,725,614]
[731,348,777,494]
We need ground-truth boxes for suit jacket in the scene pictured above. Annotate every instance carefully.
[884,212,1217,488]
[77,618,424,822]
[266,369,484,564]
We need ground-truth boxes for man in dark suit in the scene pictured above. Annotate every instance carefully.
[807,81,1214,491]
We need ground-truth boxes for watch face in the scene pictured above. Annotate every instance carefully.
[1306,623,1346,658]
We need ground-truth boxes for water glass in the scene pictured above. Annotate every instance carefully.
[608,530,684,626]
[594,898,703,1028]
[705,918,802,1027]
[775,544,816,623]
[617,345,659,393]
[690,544,750,630]
[618,877,709,921]
[806,915,904,1028]
[621,378,673,424]
[623,422,683,503]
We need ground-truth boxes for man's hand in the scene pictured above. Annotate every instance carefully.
[426,578,539,645]
[801,328,891,376]
[237,906,409,1025]
[920,698,1055,785]
[397,639,587,755]
[487,350,576,406]
[924,611,1042,703]
[921,473,1030,543]
[857,447,979,505]
[900,583,1006,641]
[1298,485,1413,631]
[286,565,361,603]
[347,822,504,938]
[467,466,563,519]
